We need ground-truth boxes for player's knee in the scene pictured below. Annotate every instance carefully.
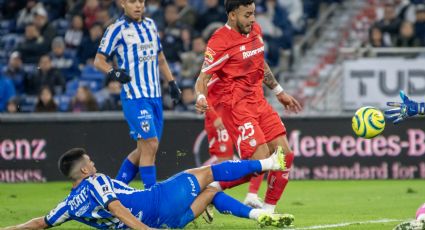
[204,185,220,195]
[127,149,140,162]
[204,165,214,180]
[147,138,159,150]
[251,144,270,159]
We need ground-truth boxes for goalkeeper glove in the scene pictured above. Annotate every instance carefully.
[168,80,182,103]
[385,90,425,124]
[107,68,131,84]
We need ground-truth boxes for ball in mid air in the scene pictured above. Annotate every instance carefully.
[352,106,385,139]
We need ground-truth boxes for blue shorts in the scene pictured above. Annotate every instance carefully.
[121,96,163,141]
[122,173,201,228]
[156,172,201,228]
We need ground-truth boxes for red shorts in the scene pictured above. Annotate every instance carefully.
[205,111,234,158]
[221,99,286,159]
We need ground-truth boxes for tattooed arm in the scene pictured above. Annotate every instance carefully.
[263,62,280,91]
[263,61,302,113]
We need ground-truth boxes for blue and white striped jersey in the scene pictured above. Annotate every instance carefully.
[44,173,146,229]
[44,172,201,229]
[98,16,163,99]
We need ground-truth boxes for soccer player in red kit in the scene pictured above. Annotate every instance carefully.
[205,76,265,209]
[195,0,302,213]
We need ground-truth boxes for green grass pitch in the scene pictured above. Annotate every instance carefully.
[1,180,424,229]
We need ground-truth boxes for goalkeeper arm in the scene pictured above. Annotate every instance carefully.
[385,90,425,124]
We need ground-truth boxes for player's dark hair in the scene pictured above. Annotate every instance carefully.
[58,148,87,178]
[224,0,255,14]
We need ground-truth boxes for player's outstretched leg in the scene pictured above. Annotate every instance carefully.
[187,146,286,194]
[211,146,286,181]
[203,173,266,223]
[212,191,294,228]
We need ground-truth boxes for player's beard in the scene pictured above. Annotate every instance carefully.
[236,20,250,35]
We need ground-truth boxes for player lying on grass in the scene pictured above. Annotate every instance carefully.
[385,90,425,124]
[3,147,294,230]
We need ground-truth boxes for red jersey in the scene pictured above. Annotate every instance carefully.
[201,23,265,106]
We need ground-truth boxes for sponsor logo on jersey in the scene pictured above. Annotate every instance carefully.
[138,55,156,63]
[75,204,90,217]
[139,43,154,50]
[138,110,152,120]
[242,46,264,59]
[240,45,246,51]
[204,47,216,63]
[68,187,89,211]
[141,121,150,132]
[102,185,110,192]
[187,176,197,197]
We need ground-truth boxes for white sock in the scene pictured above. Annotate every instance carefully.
[208,181,222,191]
[263,203,276,213]
[245,192,258,200]
[248,208,266,220]
[259,156,274,171]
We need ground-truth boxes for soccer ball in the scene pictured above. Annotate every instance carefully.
[416,203,425,220]
[352,106,385,139]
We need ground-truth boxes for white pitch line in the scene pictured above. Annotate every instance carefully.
[294,219,405,229]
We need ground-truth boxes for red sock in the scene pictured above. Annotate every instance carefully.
[219,174,253,190]
[264,152,294,205]
[248,173,265,194]
[265,171,288,205]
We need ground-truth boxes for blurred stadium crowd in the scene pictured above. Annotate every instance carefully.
[0,0,340,113]
[352,0,425,50]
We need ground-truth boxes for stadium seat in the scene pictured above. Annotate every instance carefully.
[0,20,16,35]
[22,64,38,75]
[54,94,71,112]
[0,34,23,64]
[19,95,37,112]
[51,19,69,36]
[80,65,105,81]
[79,80,102,92]
[65,79,79,96]
[94,93,106,107]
